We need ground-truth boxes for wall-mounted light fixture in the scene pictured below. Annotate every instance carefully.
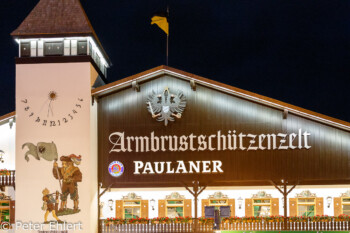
[100,202,105,218]
[327,196,332,208]
[238,197,243,209]
[0,150,4,163]
[150,199,155,211]
[108,199,114,211]
[9,118,14,129]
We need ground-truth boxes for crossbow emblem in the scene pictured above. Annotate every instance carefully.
[147,87,187,126]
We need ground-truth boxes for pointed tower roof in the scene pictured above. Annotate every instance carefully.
[11,0,110,64]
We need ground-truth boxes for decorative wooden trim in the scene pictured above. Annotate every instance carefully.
[98,179,350,189]
[122,192,142,200]
[208,191,228,199]
[340,190,350,197]
[295,190,316,198]
[166,192,185,200]
[252,191,272,199]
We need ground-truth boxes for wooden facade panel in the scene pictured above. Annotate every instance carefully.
[10,200,15,224]
[115,200,123,218]
[245,199,252,217]
[316,197,324,215]
[141,200,149,218]
[201,199,209,217]
[271,198,279,216]
[289,198,297,216]
[228,199,235,217]
[334,197,342,216]
[158,200,166,217]
[98,74,350,188]
[184,199,192,217]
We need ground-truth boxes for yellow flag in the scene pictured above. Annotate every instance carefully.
[151,15,169,35]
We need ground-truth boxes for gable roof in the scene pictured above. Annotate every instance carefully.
[2,66,349,131]
[92,65,350,132]
[11,0,110,64]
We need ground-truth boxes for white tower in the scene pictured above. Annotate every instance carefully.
[12,0,110,232]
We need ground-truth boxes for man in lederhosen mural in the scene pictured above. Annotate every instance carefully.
[53,154,82,212]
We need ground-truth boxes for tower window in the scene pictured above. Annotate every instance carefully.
[77,41,87,55]
[44,42,63,56]
[21,42,30,57]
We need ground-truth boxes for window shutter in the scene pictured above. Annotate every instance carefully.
[184,199,192,217]
[271,198,279,216]
[316,197,324,215]
[334,197,342,216]
[289,198,297,216]
[10,200,15,224]
[158,200,166,217]
[115,200,123,218]
[141,200,149,218]
[245,199,252,217]
[201,199,209,217]
[228,199,235,217]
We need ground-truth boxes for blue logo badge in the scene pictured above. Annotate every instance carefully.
[108,161,124,177]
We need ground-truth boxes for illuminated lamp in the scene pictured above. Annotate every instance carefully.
[150,199,155,211]
[238,197,243,209]
[327,196,332,208]
[108,199,114,211]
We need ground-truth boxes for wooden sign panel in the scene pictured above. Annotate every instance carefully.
[98,74,350,188]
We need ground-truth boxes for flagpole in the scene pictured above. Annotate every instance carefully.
[166,6,169,66]
[166,35,169,66]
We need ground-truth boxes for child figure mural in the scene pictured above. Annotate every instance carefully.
[42,188,61,223]
[53,154,82,214]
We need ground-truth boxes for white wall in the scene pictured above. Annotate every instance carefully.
[0,122,16,170]
[100,185,350,219]
[16,62,98,233]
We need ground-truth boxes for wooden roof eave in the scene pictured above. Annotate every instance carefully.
[0,112,16,126]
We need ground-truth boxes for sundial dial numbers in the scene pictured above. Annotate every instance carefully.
[21,98,84,127]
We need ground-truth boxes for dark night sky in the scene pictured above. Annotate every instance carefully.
[0,0,349,122]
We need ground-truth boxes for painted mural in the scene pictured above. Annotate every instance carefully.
[23,142,83,223]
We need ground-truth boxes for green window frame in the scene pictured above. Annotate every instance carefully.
[342,197,350,215]
[166,200,184,218]
[123,200,141,219]
[297,198,315,217]
[209,199,228,210]
[252,199,271,217]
